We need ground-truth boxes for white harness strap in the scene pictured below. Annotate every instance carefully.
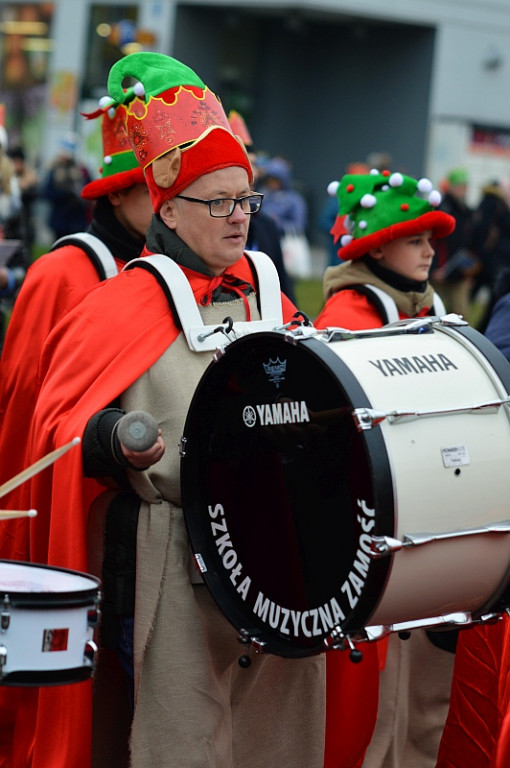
[123,251,283,352]
[362,283,447,324]
[51,232,118,279]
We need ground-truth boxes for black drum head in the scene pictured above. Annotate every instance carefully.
[181,332,393,657]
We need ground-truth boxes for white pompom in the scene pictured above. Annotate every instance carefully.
[103,155,112,165]
[361,193,377,208]
[382,185,389,191]
[428,190,442,207]
[98,95,113,109]
[107,107,116,119]
[418,177,433,193]
[369,168,379,175]
[340,234,353,247]
[359,220,368,230]
[389,172,404,187]
[327,180,339,196]
[133,81,145,97]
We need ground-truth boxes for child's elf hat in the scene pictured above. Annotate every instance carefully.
[80,101,145,200]
[328,169,456,261]
[106,52,252,212]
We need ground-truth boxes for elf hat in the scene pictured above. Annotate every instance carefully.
[327,169,456,261]
[106,52,252,212]
[81,101,144,200]
[227,110,253,147]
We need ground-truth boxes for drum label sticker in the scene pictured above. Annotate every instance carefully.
[42,628,69,652]
[262,357,287,388]
[368,353,458,377]
[242,401,310,428]
[441,445,470,468]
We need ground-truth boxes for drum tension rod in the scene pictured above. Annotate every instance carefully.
[370,520,510,557]
[0,595,10,631]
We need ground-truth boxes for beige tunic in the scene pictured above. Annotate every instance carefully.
[120,295,326,768]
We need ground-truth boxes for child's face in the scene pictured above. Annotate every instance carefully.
[370,230,435,281]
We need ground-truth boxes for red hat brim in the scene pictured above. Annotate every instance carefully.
[81,166,145,200]
[338,210,456,261]
[145,128,253,213]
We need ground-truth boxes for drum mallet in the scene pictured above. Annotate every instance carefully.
[116,411,160,452]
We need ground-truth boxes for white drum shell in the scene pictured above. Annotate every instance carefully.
[0,562,99,683]
[324,325,510,626]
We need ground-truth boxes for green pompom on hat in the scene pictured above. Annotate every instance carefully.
[328,169,456,261]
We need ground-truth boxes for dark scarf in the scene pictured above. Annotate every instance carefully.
[362,254,428,294]
[88,198,147,264]
[145,214,255,307]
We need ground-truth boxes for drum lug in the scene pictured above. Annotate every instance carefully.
[352,408,387,431]
[237,629,267,657]
[84,639,98,669]
[370,535,403,557]
[1,595,10,631]
[0,645,6,678]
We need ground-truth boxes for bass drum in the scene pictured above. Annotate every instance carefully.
[0,560,100,685]
[181,321,510,658]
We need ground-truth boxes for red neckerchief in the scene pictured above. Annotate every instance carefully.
[179,264,253,320]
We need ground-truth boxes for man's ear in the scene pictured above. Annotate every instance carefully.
[160,198,178,230]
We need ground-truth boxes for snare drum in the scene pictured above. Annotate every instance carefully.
[181,320,510,657]
[0,560,100,685]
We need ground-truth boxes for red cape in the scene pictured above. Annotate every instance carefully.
[0,246,127,768]
[0,246,130,561]
[436,617,510,768]
[8,255,302,768]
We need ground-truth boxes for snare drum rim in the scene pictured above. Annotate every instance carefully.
[182,331,396,655]
[0,560,100,608]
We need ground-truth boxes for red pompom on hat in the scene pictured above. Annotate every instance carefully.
[107,52,253,212]
[80,100,144,200]
[327,170,456,261]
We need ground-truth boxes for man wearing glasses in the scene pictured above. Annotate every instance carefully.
[19,53,328,768]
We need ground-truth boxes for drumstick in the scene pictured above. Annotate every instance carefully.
[0,509,37,519]
[0,437,81,499]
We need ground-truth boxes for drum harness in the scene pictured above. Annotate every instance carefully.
[51,232,119,281]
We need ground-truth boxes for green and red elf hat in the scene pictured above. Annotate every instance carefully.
[106,52,252,212]
[80,100,144,200]
[328,169,456,261]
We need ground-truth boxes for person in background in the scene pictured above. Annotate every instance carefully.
[257,155,308,237]
[12,52,330,768]
[0,125,29,351]
[0,99,151,767]
[7,143,39,254]
[40,132,93,239]
[228,110,296,302]
[314,169,456,768]
[430,166,479,322]
[470,178,510,330]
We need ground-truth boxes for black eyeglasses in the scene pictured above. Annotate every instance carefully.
[175,193,264,218]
